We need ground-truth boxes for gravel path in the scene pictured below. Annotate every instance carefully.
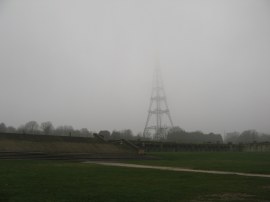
[86,162,270,178]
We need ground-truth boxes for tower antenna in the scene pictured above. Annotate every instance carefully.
[143,56,174,140]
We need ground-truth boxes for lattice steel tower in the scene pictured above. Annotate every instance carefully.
[143,59,174,140]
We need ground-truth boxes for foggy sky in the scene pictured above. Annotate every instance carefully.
[1,0,270,135]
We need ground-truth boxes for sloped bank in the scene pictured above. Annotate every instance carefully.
[0,133,139,160]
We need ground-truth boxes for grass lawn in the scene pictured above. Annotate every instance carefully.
[0,159,270,202]
[127,152,270,174]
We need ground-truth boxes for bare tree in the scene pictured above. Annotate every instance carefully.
[81,128,92,137]
[40,121,54,135]
[24,121,39,134]
[0,122,7,132]
[6,126,16,133]
[55,125,74,136]
[111,130,121,140]
[121,129,134,140]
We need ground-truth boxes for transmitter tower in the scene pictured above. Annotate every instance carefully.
[143,60,174,140]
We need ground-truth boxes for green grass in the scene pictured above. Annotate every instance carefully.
[0,159,270,202]
[128,152,270,174]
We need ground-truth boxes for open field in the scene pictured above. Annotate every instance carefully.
[126,152,270,174]
[1,154,270,202]
[89,162,270,178]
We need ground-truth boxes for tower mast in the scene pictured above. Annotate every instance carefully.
[143,58,174,140]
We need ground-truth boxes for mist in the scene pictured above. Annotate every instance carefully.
[1,0,270,134]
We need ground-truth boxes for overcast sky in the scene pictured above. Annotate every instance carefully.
[0,0,270,134]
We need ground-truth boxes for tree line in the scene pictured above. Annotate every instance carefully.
[2,121,269,144]
[0,121,222,143]
[0,121,92,137]
[99,127,223,143]
[224,130,270,144]
[167,127,270,144]
[166,127,223,144]
[0,121,143,139]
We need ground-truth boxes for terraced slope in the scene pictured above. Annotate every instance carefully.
[0,133,137,160]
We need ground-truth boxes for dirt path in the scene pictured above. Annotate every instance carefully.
[86,162,270,178]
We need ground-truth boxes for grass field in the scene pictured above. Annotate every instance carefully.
[0,152,270,202]
[128,152,270,174]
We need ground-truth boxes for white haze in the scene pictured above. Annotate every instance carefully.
[0,0,270,135]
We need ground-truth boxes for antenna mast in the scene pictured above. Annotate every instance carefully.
[143,57,174,140]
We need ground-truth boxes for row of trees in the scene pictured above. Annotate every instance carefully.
[98,130,147,141]
[0,121,144,139]
[99,127,223,143]
[2,121,269,144]
[0,121,92,137]
[0,121,147,140]
[166,127,223,144]
[224,130,270,144]
[1,121,222,143]
[167,128,270,144]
